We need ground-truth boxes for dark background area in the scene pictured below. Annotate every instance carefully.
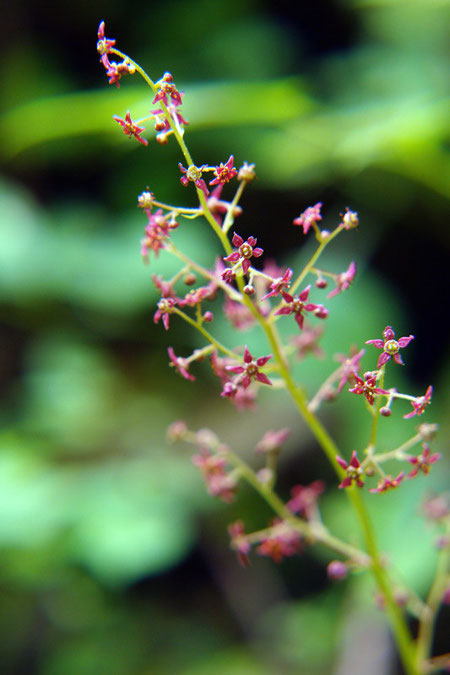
[0,1,448,673]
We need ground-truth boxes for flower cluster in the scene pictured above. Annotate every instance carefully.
[99,27,444,672]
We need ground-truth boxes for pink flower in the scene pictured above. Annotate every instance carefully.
[178,163,209,197]
[336,451,365,488]
[261,268,293,301]
[256,519,302,563]
[404,385,433,419]
[349,372,388,406]
[141,210,178,261]
[255,428,291,454]
[97,21,116,55]
[286,481,325,518]
[209,155,238,186]
[223,296,255,331]
[228,520,251,567]
[334,348,365,393]
[153,297,177,330]
[290,325,325,361]
[327,261,357,299]
[274,286,325,330]
[407,444,441,478]
[113,111,148,145]
[369,472,404,494]
[192,451,237,503]
[293,203,322,235]
[151,104,189,144]
[168,347,195,381]
[366,326,414,368]
[152,72,183,107]
[225,345,272,390]
[223,232,263,276]
[341,208,359,230]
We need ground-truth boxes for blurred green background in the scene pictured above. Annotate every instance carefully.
[0,0,448,673]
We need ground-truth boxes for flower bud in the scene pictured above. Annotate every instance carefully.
[342,208,359,230]
[203,311,214,323]
[183,272,197,285]
[327,560,348,581]
[137,191,154,209]
[238,162,256,182]
[167,420,188,442]
[380,406,392,417]
[244,284,255,295]
[315,278,328,289]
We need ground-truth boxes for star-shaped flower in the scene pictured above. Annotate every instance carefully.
[113,111,148,145]
[369,472,404,494]
[366,326,414,368]
[274,286,325,330]
[336,451,365,488]
[349,372,388,405]
[209,155,238,186]
[225,345,272,390]
[407,444,441,478]
[293,203,322,235]
[404,385,433,419]
[223,232,263,276]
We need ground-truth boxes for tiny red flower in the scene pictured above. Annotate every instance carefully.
[366,326,414,368]
[168,347,195,381]
[255,428,291,454]
[404,385,433,419]
[293,203,322,235]
[178,163,209,197]
[286,480,325,518]
[407,444,441,478]
[349,372,388,405]
[274,286,325,330]
[225,345,272,389]
[153,297,177,330]
[97,21,116,55]
[334,348,365,393]
[113,111,148,145]
[152,72,183,107]
[192,451,237,502]
[327,261,357,299]
[141,210,178,261]
[223,232,263,276]
[256,519,302,563]
[369,472,404,494]
[228,520,251,567]
[261,268,293,301]
[209,155,238,186]
[336,451,365,488]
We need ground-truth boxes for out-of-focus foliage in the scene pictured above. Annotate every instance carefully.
[0,0,448,673]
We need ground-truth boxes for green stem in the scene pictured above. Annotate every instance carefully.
[118,50,418,674]
[226,449,370,565]
[415,525,450,671]
[172,308,237,359]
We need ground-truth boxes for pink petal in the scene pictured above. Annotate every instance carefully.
[256,372,272,386]
[232,232,244,247]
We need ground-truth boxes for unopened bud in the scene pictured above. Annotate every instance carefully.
[327,560,348,581]
[315,278,328,289]
[183,273,197,285]
[167,420,188,442]
[238,162,256,182]
[203,311,214,323]
[380,406,392,417]
[418,423,439,441]
[244,284,255,295]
